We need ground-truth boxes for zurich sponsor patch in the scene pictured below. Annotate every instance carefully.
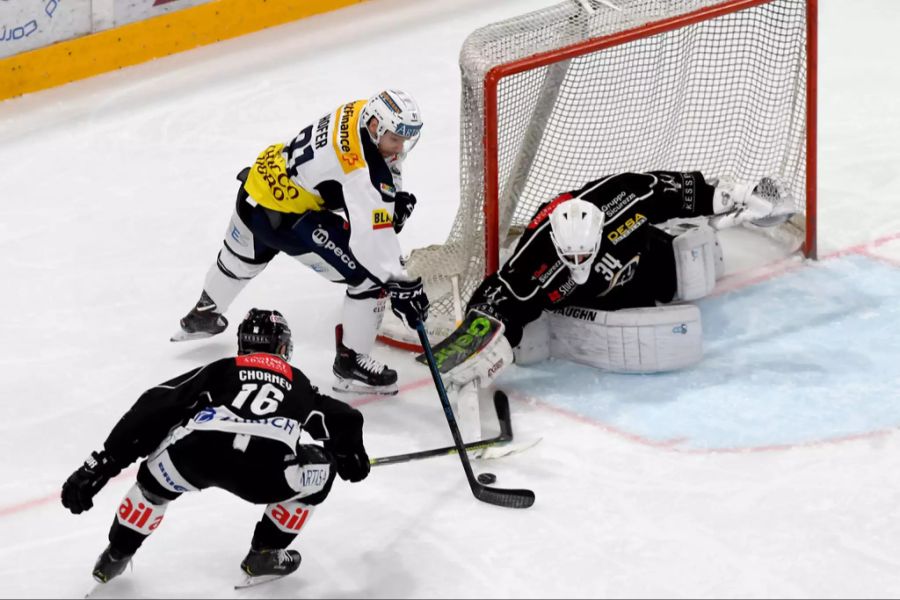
[194,407,216,423]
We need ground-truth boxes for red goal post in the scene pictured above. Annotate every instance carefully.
[380,0,817,351]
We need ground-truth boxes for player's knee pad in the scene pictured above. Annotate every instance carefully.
[513,314,551,366]
[217,246,267,281]
[665,222,723,301]
[114,483,169,536]
[549,304,703,373]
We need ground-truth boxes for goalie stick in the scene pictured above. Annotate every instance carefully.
[371,390,513,467]
[415,322,535,509]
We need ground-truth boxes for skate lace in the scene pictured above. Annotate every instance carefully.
[356,354,386,375]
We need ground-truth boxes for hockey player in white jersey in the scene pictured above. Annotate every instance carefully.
[172,90,429,396]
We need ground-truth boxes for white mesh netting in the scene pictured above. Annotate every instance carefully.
[396,0,810,338]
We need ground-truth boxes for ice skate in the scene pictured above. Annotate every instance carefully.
[236,548,302,589]
[91,545,132,584]
[171,291,228,341]
[332,325,398,395]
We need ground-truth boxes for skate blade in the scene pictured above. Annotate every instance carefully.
[472,437,543,460]
[332,378,399,396]
[170,329,218,342]
[235,573,290,589]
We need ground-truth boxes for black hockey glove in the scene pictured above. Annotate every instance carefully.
[392,192,417,233]
[61,450,121,515]
[386,278,429,329]
[330,446,371,483]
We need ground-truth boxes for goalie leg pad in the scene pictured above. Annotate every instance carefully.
[513,313,551,366]
[549,304,702,373]
[426,311,514,389]
[669,222,722,300]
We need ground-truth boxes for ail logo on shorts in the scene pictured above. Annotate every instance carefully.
[269,503,312,532]
[372,208,393,230]
[235,354,293,381]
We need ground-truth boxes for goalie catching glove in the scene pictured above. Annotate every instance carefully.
[709,176,794,229]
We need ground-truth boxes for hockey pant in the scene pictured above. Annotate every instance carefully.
[106,430,336,557]
[202,173,387,354]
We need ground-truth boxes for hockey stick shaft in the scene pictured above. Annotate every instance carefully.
[415,323,535,509]
[371,391,512,467]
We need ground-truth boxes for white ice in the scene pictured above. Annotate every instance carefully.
[2,0,900,597]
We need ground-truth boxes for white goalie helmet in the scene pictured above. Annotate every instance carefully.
[361,89,423,154]
[549,198,606,285]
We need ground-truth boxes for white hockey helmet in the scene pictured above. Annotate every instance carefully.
[549,198,606,285]
[361,89,423,154]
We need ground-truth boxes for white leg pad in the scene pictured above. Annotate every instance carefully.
[453,381,483,444]
[513,313,551,366]
[669,222,722,300]
[549,304,702,373]
[444,331,514,390]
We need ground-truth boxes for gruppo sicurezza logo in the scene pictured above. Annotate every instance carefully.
[2,0,59,43]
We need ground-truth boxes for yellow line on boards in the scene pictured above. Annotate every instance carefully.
[1,0,367,101]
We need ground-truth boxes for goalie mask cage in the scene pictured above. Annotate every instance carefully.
[384,0,816,348]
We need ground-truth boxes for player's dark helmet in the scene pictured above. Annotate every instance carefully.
[237,308,293,361]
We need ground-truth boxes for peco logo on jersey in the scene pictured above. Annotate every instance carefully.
[333,101,367,174]
[310,227,357,269]
[607,213,647,245]
[673,323,689,334]
[372,209,393,230]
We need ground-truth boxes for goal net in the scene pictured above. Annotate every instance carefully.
[382,0,816,349]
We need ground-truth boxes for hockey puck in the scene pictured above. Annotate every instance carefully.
[477,472,497,485]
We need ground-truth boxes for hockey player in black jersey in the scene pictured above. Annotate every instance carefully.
[428,171,793,391]
[61,309,370,586]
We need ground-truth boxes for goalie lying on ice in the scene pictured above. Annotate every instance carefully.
[429,171,793,387]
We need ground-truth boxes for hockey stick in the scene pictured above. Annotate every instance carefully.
[371,390,513,467]
[415,322,535,509]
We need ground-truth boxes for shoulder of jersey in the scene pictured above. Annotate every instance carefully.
[329,99,369,175]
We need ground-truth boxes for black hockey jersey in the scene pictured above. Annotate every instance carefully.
[467,171,717,346]
[101,353,364,468]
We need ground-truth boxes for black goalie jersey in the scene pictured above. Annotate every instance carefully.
[100,354,364,470]
[467,171,718,346]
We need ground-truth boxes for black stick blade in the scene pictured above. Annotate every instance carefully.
[475,485,536,509]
